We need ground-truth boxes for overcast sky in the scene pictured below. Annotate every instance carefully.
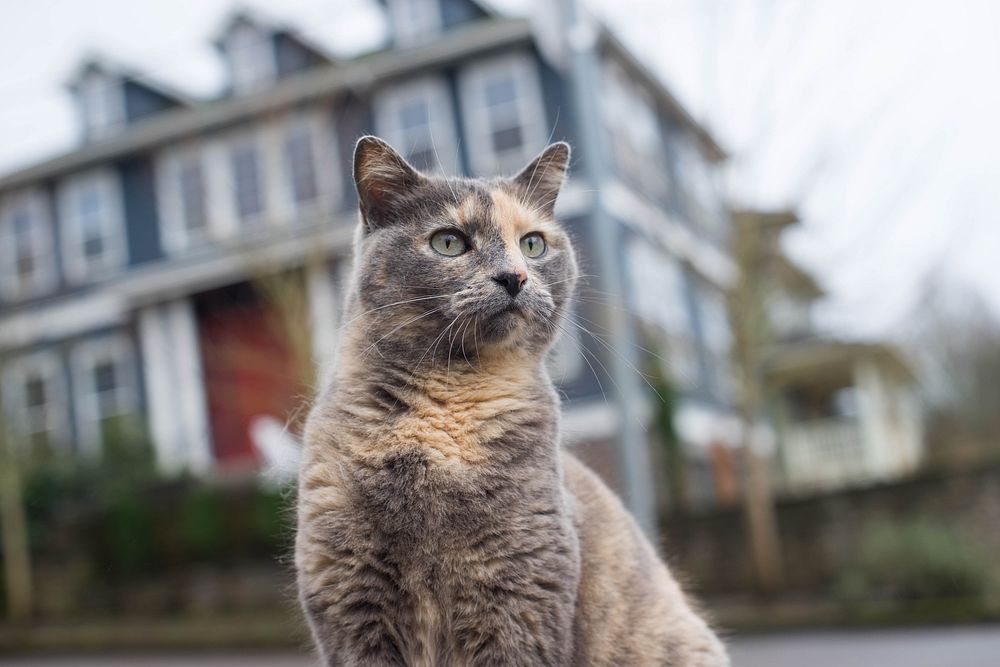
[1,0,997,338]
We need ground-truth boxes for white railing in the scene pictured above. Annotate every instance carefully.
[782,418,870,493]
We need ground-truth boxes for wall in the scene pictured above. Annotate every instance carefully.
[661,463,1000,595]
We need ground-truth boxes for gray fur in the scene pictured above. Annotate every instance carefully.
[295,137,729,666]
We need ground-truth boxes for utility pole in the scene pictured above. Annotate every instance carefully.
[559,0,657,536]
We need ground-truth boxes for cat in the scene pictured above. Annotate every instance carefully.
[295,136,729,666]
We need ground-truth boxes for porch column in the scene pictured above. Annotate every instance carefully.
[853,359,893,479]
[305,258,344,390]
[138,298,213,474]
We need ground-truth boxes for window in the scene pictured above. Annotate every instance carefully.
[695,283,734,400]
[285,124,319,205]
[2,352,68,456]
[157,147,213,253]
[0,190,56,300]
[626,238,700,386]
[628,240,689,336]
[178,156,208,236]
[280,113,337,220]
[460,55,547,176]
[388,0,442,46]
[677,137,724,239]
[71,336,138,456]
[376,78,458,174]
[226,22,275,94]
[59,169,126,283]
[230,139,266,224]
[78,71,124,139]
[601,60,669,200]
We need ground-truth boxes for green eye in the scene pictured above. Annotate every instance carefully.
[520,233,546,258]
[430,230,468,256]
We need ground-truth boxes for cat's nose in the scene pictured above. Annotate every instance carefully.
[492,270,527,298]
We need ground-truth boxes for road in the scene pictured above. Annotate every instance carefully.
[729,626,1000,667]
[2,626,999,666]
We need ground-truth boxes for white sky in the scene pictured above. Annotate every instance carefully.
[1,0,997,338]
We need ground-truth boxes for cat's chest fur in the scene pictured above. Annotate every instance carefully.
[305,372,575,665]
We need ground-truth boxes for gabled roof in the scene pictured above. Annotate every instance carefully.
[211,6,336,65]
[66,54,196,108]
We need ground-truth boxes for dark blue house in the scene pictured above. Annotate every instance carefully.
[0,0,738,508]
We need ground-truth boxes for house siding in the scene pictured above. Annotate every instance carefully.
[119,156,163,266]
[0,7,738,482]
[441,0,489,30]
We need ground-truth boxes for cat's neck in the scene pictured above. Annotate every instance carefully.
[334,322,551,404]
[327,323,558,466]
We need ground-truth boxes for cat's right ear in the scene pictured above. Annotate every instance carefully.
[353,136,425,233]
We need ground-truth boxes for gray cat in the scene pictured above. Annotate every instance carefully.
[295,136,729,666]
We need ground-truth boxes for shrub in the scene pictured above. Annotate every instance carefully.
[836,518,993,602]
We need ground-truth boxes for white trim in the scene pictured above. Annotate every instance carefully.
[388,0,443,46]
[306,259,341,390]
[0,188,58,301]
[69,333,138,458]
[375,75,460,175]
[459,52,548,176]
[2,350,70,453]
[138,299,213,473]
[58,167,127,284]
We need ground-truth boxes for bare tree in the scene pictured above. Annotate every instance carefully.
[0,368,33,620]
[728,212,784,593]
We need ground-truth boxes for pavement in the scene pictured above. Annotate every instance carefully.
[2,625,999,666]
[729,625,1000,667]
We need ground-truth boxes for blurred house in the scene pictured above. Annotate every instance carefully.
[0,1,736,501]
[733,210,925,494]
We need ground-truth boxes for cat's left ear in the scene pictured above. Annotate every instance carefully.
[354,136,427,233]
[511,142,571,217]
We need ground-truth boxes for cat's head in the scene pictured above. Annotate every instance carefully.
[349,136,577,366]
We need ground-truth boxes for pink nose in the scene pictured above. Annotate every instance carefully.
[493,270,527,298]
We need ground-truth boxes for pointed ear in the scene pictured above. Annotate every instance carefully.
[511,142,571,217]
[354,136,426,232]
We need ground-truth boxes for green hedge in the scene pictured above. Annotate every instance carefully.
[20,446,295,595]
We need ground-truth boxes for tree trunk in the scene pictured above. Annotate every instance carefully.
[0,434,33,620]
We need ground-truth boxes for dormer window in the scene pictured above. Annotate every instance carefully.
[77,70,125,140]
[388,0,443,46]
[224,21,276,94]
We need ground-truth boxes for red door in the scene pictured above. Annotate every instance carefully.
[196,282,308,472]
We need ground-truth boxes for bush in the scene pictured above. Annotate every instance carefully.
[21,448,296,615]
[836,518,993,602]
